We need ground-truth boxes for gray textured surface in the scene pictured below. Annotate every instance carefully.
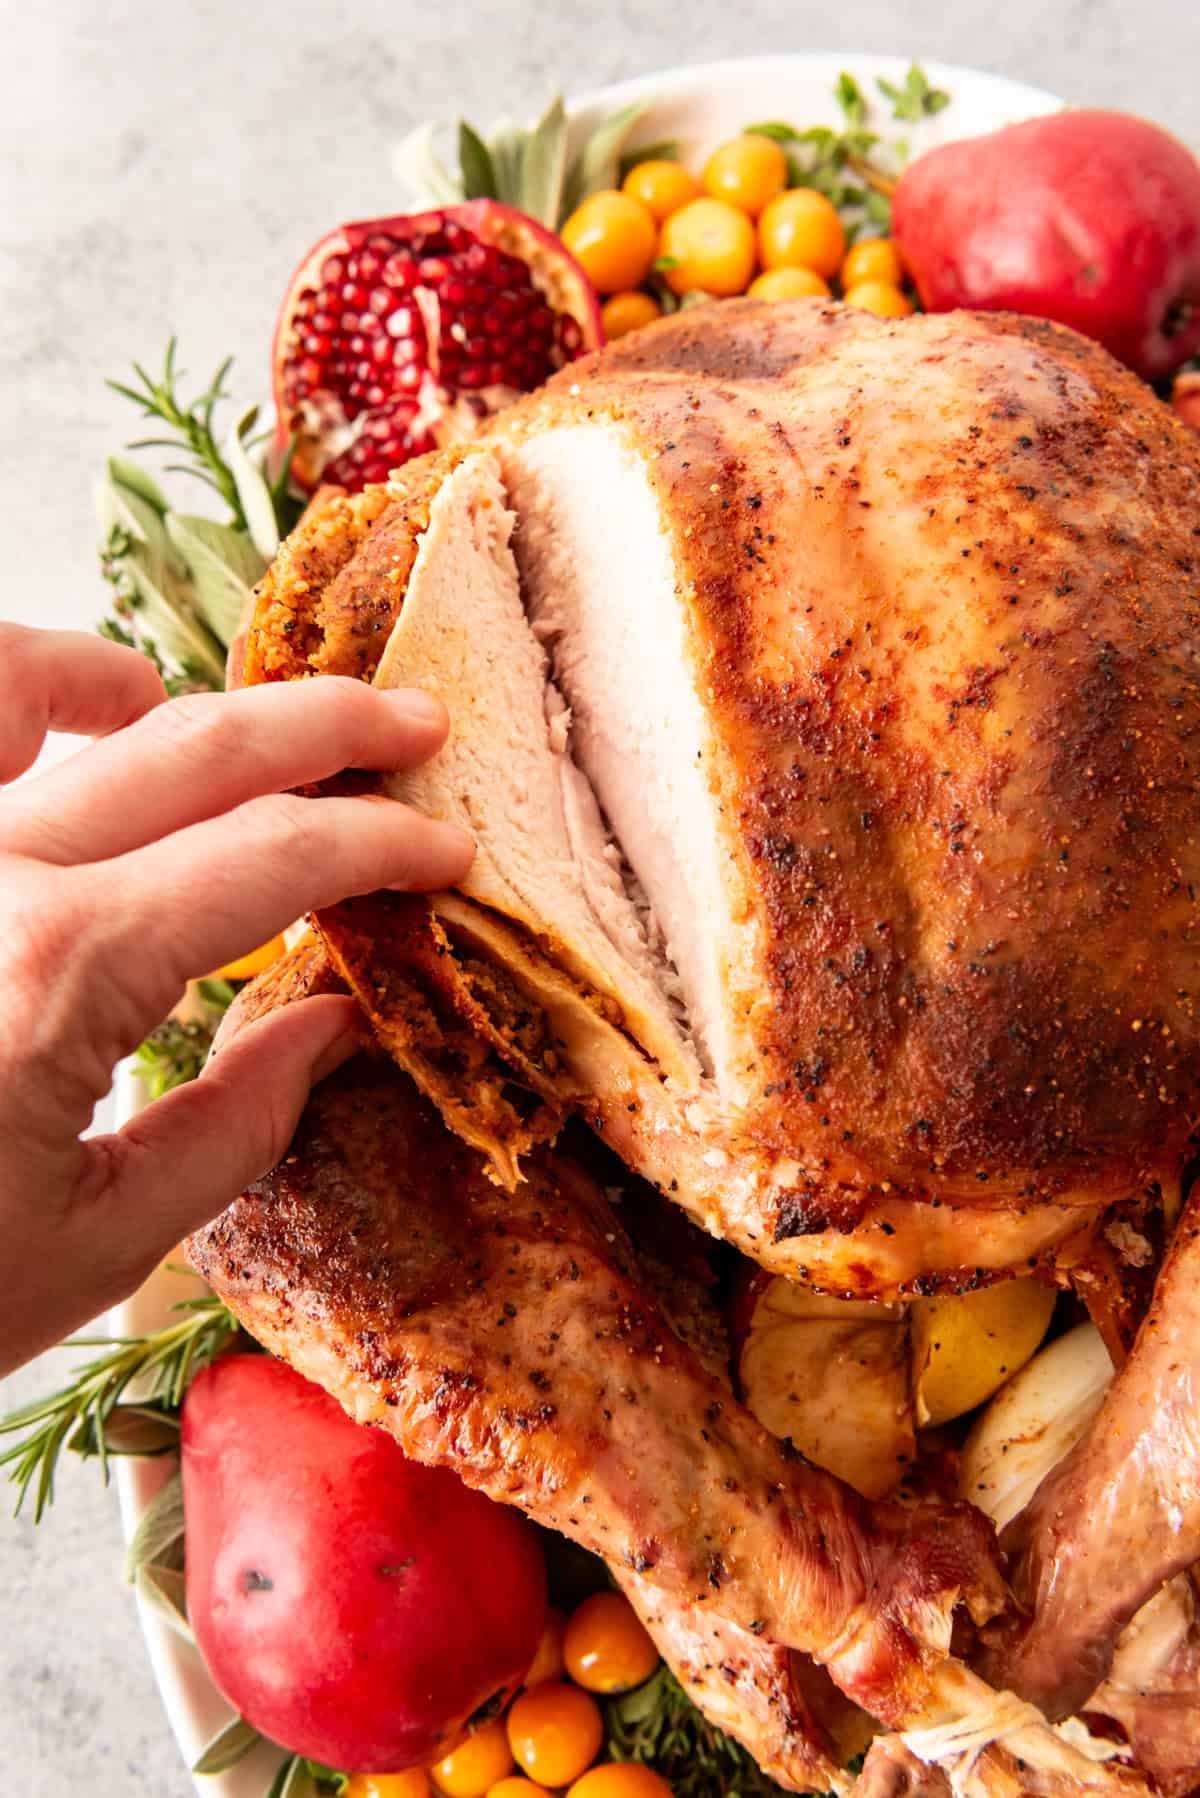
[1,1,1197,1792]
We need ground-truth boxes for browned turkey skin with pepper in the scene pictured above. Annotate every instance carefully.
[194,945,1151,1796]
[216,296,1200,1787]
[243,298,1200,1301]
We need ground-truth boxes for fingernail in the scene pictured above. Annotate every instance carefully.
[387,687,447,727]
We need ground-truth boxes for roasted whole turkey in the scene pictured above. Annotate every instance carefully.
[199,296,1200,1792]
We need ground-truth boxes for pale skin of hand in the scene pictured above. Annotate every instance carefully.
[0,624,475,1378]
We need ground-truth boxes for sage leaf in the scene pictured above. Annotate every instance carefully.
[742,119,804,143]
[459,120,498,199]
[264,1756,334,1798]
[192,1715,263,1776]
[280,1756,321,1798]
[223,409,280,561]
[561,100,650,221]
[69,1403,179,1461]
[166,513,266,646]
[392,121,463,207]
[134,1561,194,1645]
[107,455,169,516]
[487,118,526,207]
[517,94,568,228]
[303,1762,349,1794]
[265,1762,297,1798]
[123,1469,185,1584]
[119,541,227,688]
[96,475,187,577]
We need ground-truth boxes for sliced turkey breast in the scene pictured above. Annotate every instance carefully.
[372,450,696,1089]
[501,426,757,1090]
[240,297,1200,1301]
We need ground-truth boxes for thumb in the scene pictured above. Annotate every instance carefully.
[78,993,362,1311]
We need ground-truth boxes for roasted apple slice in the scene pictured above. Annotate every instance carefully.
[911,1281,1057,1428]
[732,1274,914,1499]
[733,1272,1058,1498]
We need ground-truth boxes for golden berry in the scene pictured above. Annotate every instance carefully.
[747,266,830,301]
[601,291,662,339]
[621,160,700,223]
[561,191,658,294]
[842,279,914,318]
[658,198,756,297]
[757,188,845,278]
[840,236,905,289]
[701,134,788,217]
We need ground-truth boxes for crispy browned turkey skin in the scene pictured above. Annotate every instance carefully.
[221,298,1200,1788]
[242,299,1200,1302]
[981,1189,1200,1722]
[197,952,1157,1797]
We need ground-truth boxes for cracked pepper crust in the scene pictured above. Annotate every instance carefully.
[242,299,1200,1235]
[496,301,1200,1206]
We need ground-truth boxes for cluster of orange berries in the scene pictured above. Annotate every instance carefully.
[560,132,913,340]
[344,1591,670,1798]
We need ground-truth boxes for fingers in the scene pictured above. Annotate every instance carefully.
[0,626,166,786]
[4,995,363,1370]
[0,676,451,865]
[83,789,474,1019]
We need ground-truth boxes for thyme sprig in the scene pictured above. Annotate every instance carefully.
[605,1666,794,1797]
[0,1294,237,1521]
[134,977,236,1098]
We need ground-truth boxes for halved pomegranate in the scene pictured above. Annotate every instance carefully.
[273,201,605,489]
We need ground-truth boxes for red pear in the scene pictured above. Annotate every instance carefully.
[892,110,1200,380]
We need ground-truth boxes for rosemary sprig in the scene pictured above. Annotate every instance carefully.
[98,339,306,692]
[605,1666,796,1798]
[108,340,255,535]
[0,1295,237,1521]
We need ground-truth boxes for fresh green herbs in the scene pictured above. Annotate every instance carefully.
[0,974,238,1520]
[97,458,229,693]
[108,341,301,546]
[876,63,952,123]
[134,977,236,1098]
[192,1715,347,1797]
[746,63,949,236]
[98,340,304,692]
[0,1292,237,1520]
[394,93,652,229]
[605,1666,793,1798]
[124,1479,349,1796]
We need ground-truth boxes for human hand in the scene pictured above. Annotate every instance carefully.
[0,625,473,1376]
